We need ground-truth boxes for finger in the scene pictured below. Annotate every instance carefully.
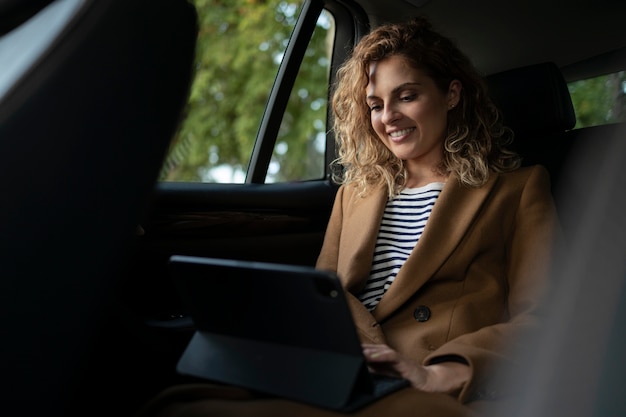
[363,347,397,362]
[361,343,388,352]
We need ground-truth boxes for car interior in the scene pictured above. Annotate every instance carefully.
[1,0,625,416]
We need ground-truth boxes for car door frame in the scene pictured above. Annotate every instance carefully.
[127,0,370,321]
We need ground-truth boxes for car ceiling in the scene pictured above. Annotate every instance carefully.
[352,0,626,79]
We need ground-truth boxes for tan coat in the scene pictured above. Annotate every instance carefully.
[316,165,559,403]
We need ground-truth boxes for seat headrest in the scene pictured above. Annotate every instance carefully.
[486,62,576,136]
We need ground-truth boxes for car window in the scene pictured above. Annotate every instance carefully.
[567,70,626,129]
[266,10,334,183]
[159,0,334,184]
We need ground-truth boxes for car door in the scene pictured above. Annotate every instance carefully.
[126,0,370,313]
[105,0,369,411]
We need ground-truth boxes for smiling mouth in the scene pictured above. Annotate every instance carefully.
[389,127,415,138]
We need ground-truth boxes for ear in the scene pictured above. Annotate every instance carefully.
[447,79,462,109]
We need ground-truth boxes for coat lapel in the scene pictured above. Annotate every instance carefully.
[372,173,500,323]
[338,185,388,293]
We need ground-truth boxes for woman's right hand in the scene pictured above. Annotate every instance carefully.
[362,344,470,395]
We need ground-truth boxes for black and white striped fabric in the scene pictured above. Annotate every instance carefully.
[358,182,444,311]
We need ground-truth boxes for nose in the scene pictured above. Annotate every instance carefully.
[381,103,400,125]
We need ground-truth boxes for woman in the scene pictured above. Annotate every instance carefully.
[317,15,558,404]
[137,16,558,417]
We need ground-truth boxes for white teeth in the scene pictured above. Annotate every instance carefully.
[389,128,414,138]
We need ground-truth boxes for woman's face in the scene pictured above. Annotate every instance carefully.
[366,55,460,170]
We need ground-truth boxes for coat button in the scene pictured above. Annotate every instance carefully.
[413,305,431,322]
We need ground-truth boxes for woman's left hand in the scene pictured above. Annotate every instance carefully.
[362,344,470,395]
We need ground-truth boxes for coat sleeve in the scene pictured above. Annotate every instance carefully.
[424,165,560,403]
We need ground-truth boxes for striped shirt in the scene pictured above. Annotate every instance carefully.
[358,182,444,311]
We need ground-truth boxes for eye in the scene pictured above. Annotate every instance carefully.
[368,103,382,112]
[400,93,416,102]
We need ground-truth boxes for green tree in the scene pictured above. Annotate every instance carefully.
[160,0,332,183]
[568,71,626,129]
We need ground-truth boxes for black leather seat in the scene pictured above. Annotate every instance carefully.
[486,62,577,188]
[487,62,625,234]
[0,0,197,415]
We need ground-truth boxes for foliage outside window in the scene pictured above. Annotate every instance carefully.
[160,0,333,183]
[568,71,626,129]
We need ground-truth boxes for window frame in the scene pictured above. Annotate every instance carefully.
[245,0,368,184]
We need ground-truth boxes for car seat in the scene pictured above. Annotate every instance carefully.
[0,0,197,415]
[486,62,625,232]
[486,62,576,187]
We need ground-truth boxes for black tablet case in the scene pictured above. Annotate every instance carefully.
[169,255,408,411]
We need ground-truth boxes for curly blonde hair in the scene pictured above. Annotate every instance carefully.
[331,17,520,197]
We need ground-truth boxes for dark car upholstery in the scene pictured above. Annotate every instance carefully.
[486,62,625,234]
[486,62,576,185]
[0,0,197,415]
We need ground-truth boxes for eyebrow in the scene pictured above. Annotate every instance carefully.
[366,82,422,100]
